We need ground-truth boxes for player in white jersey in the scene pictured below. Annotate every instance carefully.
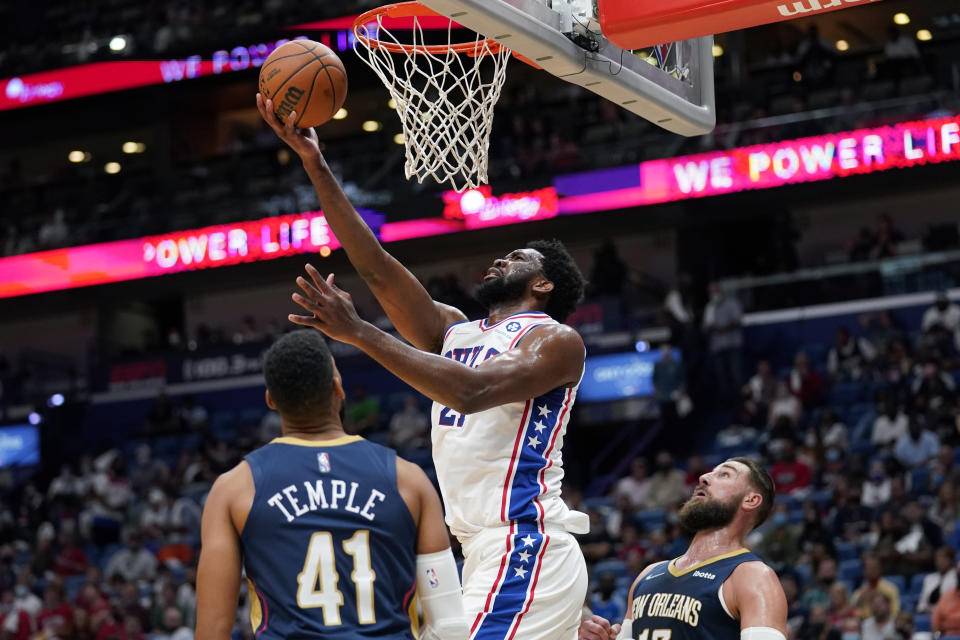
[258,94,590,640]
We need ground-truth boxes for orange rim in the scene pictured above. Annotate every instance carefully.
[352,1,508,57]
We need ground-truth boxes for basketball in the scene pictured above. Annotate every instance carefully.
[259,40,348,128]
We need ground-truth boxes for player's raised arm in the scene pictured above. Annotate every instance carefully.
[723,561,789,640]
[257,93,465,352]
[290,269,584,413]
[196,465,252,640]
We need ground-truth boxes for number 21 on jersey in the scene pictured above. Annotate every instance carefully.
[297,530,376,625]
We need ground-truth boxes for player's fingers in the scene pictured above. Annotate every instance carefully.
[261,98,287,133]
[609,623,622,639]
[286,111,298,135]
[296,275,326,302]
[292,292,324,315]
[305,264,334,295]
[578,622,603,640]
[288,313,321,327]
[326,273,352,300]
[590,615,611,630]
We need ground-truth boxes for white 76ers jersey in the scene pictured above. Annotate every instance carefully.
[431,311,585,539]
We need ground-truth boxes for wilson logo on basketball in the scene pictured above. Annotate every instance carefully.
[275,86,305,120]
[261,68,282,85]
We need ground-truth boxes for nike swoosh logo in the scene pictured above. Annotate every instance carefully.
[645,573,665,580]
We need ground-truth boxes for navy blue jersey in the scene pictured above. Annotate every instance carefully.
[241,435,418,639]
[630,549,763,640]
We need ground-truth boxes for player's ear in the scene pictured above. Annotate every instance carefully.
[265,389,277,410]
[531,276,554,296]
[742,490,762,514]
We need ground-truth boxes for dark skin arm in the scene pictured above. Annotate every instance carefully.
[256,94,465,353]
[290,265,584,414]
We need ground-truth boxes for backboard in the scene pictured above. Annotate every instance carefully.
[416,0,716,137]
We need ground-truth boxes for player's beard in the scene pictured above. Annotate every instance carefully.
[678,491,743,532]
[475,273,530,310]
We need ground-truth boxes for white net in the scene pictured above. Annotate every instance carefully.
[353,6,512,191]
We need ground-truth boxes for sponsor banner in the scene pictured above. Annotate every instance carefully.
[0,425,40,468]
[1,117,957,299]
[579,349,681,402]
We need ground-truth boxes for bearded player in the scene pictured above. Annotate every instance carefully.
[580,457,787,640]
[258,94,589,640]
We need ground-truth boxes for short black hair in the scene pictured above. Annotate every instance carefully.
[527,239,586,323]
[263,331,335,420]
[730,456,775,529]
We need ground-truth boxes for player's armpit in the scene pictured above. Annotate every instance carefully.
[724,562,788,635]
[396,457,450,555]
[196,473,245,640]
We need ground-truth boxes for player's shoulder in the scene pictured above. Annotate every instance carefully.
[728,559,780,589]
[523,321,584,349]
[395,455,432,491]
[210,460,253,496]
[626,560,670,598]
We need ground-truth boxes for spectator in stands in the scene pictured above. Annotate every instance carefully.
[610,457,651,509]
[577,509,614,561]
[129,444,168,496]
[36,582,72,638]
[896,501,942,577]
[861,311,904,356]
[871,398,909,449]
[588,573,625,625]
[799,500,835,555]
[387,394,429,451]
[47,463,86,502]
[741,359,777,427]
[910,358,956,413]
[931,481,958,529]
[893,416,940,469]
[684,455,707,487]
[37,209,69,250]
[104,531,157,583]
[852,553,900,619]
[862,461,892,509]
[918,546,957,613]
[923,290,960,334]
[805,409,848,453]
[827,582,856,630]
[932,558,960,637]
[768,381,802,428]
[715,421,759,449]
[828,327,877,382]
[870,214,905,261]
[878,338,913,386]
[345,384,380,435]
[781,573,807,635]
[789,352,824,411]
[589,239,627,298]
[663,279,694,354]
[801,558,839,610]
[796,603,830,640]
[53,529,88,577]
[794,25,836,88]
[643,451,688,509]
[653,345,686,434]
[861,591,897,640]
[178,395,208,430]
[757,506,800,569]
[830,480,872,541]
[146,392,179,434]
[770,440,813,495]
[702,282,744,404]
[881,27,922,79]
[153,606,193,640]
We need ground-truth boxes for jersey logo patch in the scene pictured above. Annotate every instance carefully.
[506,321,522,332]
[317,452,331,472]
[692,570,716,580]
[426,568,439,589]
[645,572,665,581]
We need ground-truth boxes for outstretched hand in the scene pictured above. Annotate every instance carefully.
[256,92,324,162]
[289,264,366,344]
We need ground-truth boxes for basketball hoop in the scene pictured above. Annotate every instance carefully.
[353,2,513,191]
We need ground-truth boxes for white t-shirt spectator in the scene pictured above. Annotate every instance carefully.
[611,475,651,509]
[828,336,877,380]
[105,546,158,582]
[872,412,908,447]
[862,478,892,509]
[805,421,848,450]
[388,403,429,450]
[918,568,957,613]
[922,301,960,333]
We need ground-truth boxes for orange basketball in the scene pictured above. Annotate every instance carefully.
[259,40,348,128]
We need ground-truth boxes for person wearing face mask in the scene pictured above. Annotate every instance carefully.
[756,507,800,570]
[589,573,626,625]
[861,462,892,509]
